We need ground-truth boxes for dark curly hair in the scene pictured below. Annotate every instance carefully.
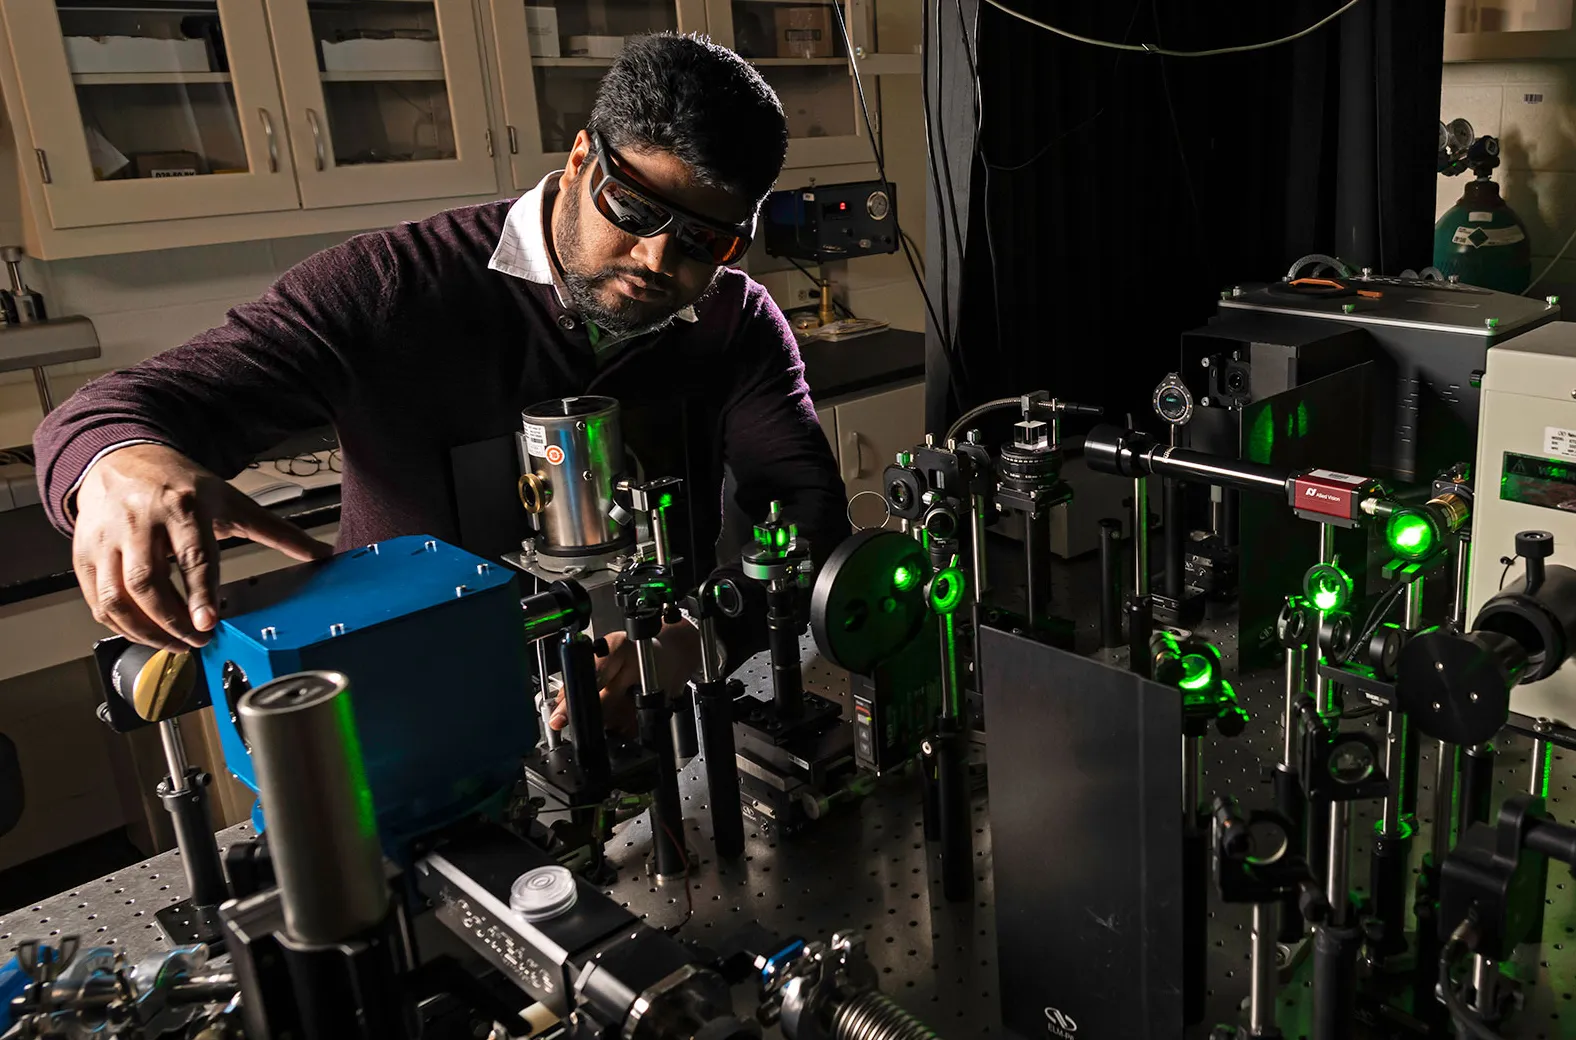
[588,33,789,204]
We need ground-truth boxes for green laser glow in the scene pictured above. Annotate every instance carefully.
[1178,654,1214,691]
[1312,584,1341,612]
[892,564,917,592]
[929,567,967,614]
[774,527,787,548]
[1387,512,1436,558]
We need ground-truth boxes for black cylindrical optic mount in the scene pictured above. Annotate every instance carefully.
[561,632,610,788]
[521,580,592,641]
[931,717,973,904]
[767,583,806,722]
[638,690,688,881]
[1099,519,1123,649]
[696,678,744,859]
[1084,424,1293,498]
[159,767,227,907]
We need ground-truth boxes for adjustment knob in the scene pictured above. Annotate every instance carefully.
[1516,530,1555,559]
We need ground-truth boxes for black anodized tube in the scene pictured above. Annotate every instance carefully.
[1099,519,1122,648]
[1083,425,1293,497]
[1272,766,1305,943]
[1309,921,1361,1040]
[161,771,227,906]
[1127,597,1153,678]
[766,585,805,722]
[637,691,687,879]
[1367,833,1410,958]
[1183,820,1207,1026]
[561,633,609,788]
[935,718,972,903]
[1459,744,1495,830]
[695,678,744,859]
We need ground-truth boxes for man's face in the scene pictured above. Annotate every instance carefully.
[553,130,755,335]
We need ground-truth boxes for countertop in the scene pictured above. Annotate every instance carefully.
[0,328,923,608]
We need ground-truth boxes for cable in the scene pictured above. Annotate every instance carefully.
[831,0,966,406]
[900,229,926,276]
[932,0,969,342]
[943,394,1021,443]
[658,818,695,934]
[1526,220,1576,295]
[1335,575,1410,666]
[918,0,956,365]
[957,0,1002,363]
[784,257,857,319]
[1499,555,1516,591]
[979,0,1367,57]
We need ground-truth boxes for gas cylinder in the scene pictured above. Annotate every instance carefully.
[1434,138,1531,294]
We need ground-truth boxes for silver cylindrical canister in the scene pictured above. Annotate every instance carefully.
[519,397,632,564]
[237,671,389,945]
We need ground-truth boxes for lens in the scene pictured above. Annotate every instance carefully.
[1328,739,1375,784]
[675,223,748,265]
[928,567,967,614]
[892,564,918,592]
[1386,511,1438,559]
[594,178,671,237]
[1178,653,1214,691]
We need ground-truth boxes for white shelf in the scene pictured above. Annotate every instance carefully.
[1444,28,1576,61]
[750,57,847,66]
[71,71,231,85]
[319,68,447,81]
[533,56,615,67]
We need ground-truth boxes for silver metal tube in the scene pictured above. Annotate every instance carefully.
[1404,577,1425,632]
[520,397,627,554]
[1530,734,1550,796]
[1283,646,1304,766]
[237,671,389,945]
[158,719,189,792]
[1249,903,1277,1035]
[537,689,561,750]
[634,638,659,697]
[1133,476,1149,598]
[1210,487,1224,538]
[697,615,722,683]
[534,635,560,749]
[970,496,988,604]
[1183,736,1200,820]
[1327,801,1350,920]
[1381,712,1408,834]
[1433,740,1459,863]
[32,368,53,413]
[1472,956,1498,1013]
[651,509,670,567]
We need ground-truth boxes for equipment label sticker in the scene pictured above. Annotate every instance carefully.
[1305,468,1366,486]
[544,444,565,466]
[524,423,547,458]
[1544,426,1576,460]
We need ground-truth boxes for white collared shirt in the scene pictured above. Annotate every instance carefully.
[487,171,698,333]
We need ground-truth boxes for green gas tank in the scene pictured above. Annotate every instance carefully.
[1434,178,1531,294]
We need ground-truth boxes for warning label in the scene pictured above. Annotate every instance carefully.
[524,423,547,458]
[1451,224,1526,249]
[544,445,565,466]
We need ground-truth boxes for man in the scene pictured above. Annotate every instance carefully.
[33,33,848,730]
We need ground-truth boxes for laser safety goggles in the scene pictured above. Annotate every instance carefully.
[588,130,756,266]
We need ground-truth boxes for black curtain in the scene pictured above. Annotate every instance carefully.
[923,0,1446,432]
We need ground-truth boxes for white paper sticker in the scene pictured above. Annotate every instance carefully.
[524,423,547,458]
[1469,211,1495,222]
[1306,468,1365,485]
[1544,426,1576,461]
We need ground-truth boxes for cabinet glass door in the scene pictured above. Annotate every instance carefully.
[709,0,870,169]
[2,0,300,228]
[491,0,707,190]
[267,0,497,209]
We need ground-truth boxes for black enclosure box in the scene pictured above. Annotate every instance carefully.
[764,181,898,262]
[985,626,1185,1039]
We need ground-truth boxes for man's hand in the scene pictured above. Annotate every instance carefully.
[73,444,333,651]
[549,621,703,736]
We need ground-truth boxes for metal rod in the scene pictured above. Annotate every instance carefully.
[1531,728,1553,796]
[1249,903,1277,1036]
[634,638,658,701]
[1084,425,1294,496]
[1313,524,1337,711]
[1133,476,1150,598]
[1327,801,1350,920]
[651,509,670,567]
[158,719,189,793]
[535,640,560,750]
[1472,956,1498,1014]
[1282,646,1303,766]
[970,496,987,604]
[1433,740,1459,863]
[1024,509,1039,627]
[31,368,53,413]
[1182,735,1200,822]
[1210,486,1224,539]
[637,690,687,882]
[1164,477,1184,600]
[562,633,608,786]
[1453,531,1472,630]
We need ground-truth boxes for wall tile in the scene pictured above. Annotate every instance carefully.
[1499,80,1576,170]
[1442,63,1513,88]
[1498,58,1576,84]
[1441,83,1505,139]
[40,240,276,317]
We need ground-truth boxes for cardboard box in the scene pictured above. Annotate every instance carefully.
[131,151,204,178]
[774,7,836,59]
[320,36,444,73]
[565,34,624,58]
[524,7,561,57]
[64,35,210,75]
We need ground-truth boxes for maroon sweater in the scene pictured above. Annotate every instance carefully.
[33,201,849,664]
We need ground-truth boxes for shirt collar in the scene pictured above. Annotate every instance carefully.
[489,170,697,324]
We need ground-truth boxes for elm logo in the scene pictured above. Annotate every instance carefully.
[1044,1007,1078,1038]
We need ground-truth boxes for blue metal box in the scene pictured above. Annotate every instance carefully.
[200,536,534,847]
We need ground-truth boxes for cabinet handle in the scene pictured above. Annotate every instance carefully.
[305,108,325,171]
[507,125,518,154]
[840,429,863,481]
[34,149,50,184]
[257,109,278,173]
[485,127,494,158]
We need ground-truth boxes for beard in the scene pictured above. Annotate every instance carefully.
[554,188,705,337]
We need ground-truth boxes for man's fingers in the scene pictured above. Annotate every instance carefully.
[167,511,221,636]
[120,537,203,648]
[96,551,184,650]
[220,490,333,561]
